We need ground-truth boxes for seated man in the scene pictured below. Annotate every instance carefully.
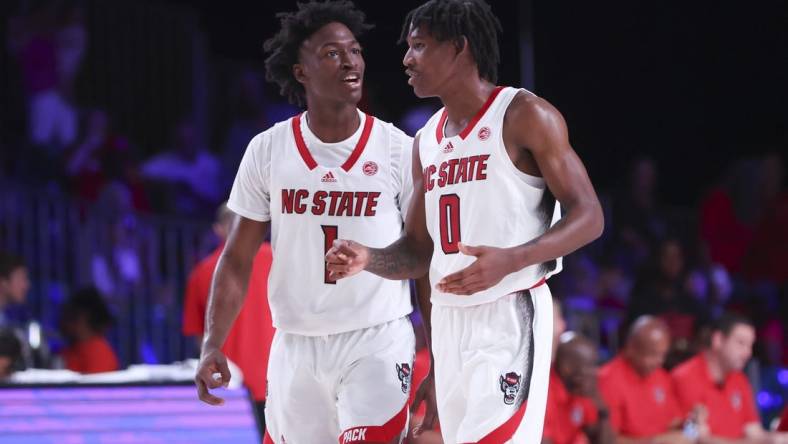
[672,313,788,443]
[599,316,691,444]
[543,330,614,444]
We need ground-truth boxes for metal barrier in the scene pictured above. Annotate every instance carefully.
[0,186,214,367]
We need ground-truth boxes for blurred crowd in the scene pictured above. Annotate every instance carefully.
[1,0,787,442]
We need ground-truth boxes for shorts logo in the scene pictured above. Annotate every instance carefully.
[362,161,378,176]
[499,372,521,405]
[478,126,491,141]
[396,363,412,393]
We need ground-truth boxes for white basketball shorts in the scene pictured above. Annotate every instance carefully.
[431,283,553,443]
[264,316,415,444]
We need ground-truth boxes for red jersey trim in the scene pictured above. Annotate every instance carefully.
[338,402,408,443]
[436,86,505,144]
[462,400,528,444]
[341,114,374,172]
[291,113,374,172]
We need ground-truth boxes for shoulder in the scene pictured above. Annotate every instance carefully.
[598,358,620,381]
[370,117,413,147]
[505,90,567,136]
[671,354,702,380]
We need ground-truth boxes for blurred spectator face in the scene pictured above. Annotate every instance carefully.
[659,240,684,281]
[713,323,755,373]
[1,266,31,304]
[626,326,670,376]
[557,337,598,397]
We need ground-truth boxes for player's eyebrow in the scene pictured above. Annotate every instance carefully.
[318,40,359,50]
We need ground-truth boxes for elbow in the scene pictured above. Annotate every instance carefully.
[590,205,605,241]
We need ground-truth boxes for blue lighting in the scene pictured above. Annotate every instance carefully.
[778,369,788,386]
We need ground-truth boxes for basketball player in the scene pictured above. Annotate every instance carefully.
[326,0,604,442]
[195,2,420,443]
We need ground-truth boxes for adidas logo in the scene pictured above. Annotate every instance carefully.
[443,142,454,153]
[321,171,337,183]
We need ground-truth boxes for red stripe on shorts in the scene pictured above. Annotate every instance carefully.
[462,400,528,444]
[338,402,408,443]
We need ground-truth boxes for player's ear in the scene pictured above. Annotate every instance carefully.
[293,64,307,85]
[453,36,468,55]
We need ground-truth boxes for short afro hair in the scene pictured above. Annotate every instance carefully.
[263,1,373,107]
[399,0,503,84]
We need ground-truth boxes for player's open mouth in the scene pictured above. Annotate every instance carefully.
[342,74,360,84]
[405,70,418,85]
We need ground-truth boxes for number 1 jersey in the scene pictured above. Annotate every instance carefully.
[228,110,414,336]
[419,86,563,307]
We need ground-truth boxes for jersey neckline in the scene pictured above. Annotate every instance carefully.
[436,85,505,144]
[291,111,375,172]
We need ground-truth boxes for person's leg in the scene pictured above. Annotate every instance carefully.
[335,317,415,444]
[265,331,340,444]
[431,304,466,444]
[452,287,553,443]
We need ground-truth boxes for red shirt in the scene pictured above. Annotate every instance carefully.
[598,355,683,438]
[182,243,274,401]
[62,336,120,374]
[671,353,759,438]
[543,369,598,444]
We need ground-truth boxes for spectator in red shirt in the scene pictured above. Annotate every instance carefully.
[543,332,614,444]
[59,287,119,374]
[672,313,788,443]
[182,202,274,432]
[599,316,690,443]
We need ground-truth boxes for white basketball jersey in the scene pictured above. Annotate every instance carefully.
[228,110,413,336]
[419,86,562,307]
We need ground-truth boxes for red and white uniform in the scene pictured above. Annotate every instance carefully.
[228,109,415,444]
[419,86,560,443]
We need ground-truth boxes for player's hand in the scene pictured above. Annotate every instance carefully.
[436,243,516,295]
[195,347,231,406]
[410,370,439,434]
[325,239,370,280]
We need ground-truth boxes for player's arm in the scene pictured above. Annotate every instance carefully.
[504,93,603,270]
[196,216,270,405]
[437,93,603,295]
[326,134,433,280]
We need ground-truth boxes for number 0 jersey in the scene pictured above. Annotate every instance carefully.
[419,86,562,307]
[228,109,414,336]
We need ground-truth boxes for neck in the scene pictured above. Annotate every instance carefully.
[439,77,496,129]
[304,98,359,143]
[703,350,727,384]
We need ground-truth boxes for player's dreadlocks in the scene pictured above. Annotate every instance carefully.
[263,1,373,107]
[399,0,502,84]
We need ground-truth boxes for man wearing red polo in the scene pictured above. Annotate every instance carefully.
[598,316,690,443]
[543,331,614,444]
[182,203,274,430]
[672,313,788,443]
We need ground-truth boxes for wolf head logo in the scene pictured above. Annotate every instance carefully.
[396,363,412,394]
[500,372,521,405]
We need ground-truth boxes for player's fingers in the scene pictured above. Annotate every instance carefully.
[332,240,359,258]
[196,377,224,406]
[437,262,479,286]
[217,361,231,388]
[440,278,484,295]
[457,242,482,257]
[326,262,352,273]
